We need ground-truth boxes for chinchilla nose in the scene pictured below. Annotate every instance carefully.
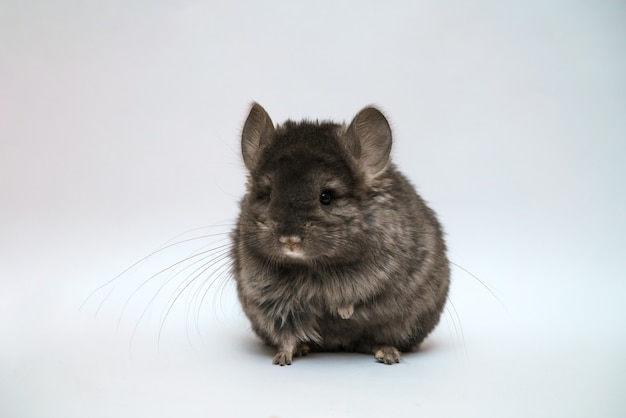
[279,236,302,251]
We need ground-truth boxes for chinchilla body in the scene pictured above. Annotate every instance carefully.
[231,103,450,365]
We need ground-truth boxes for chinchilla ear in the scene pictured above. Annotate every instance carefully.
[241,102,275,170]
[344,106,392,180]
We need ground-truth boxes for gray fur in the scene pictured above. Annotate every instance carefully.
[232,103,450,365]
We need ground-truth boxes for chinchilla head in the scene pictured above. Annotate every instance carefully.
[237,103,394,268]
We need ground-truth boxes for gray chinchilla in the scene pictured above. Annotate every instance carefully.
[231,103,450,365]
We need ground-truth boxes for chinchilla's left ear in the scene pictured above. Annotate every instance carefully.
[344,106,392,180]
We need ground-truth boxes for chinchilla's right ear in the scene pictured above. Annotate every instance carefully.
[241,102,275,170]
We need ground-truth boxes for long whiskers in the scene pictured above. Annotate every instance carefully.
[80,226,234,311]
[444,260,511,355]
[191,253,234,335]
[82,223,236,353]
[451,261,511,319]
[156,243,233,349]
[118,245,227,334]
[444,297,467,355]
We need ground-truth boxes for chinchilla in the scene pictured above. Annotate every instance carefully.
[231,103,450,365]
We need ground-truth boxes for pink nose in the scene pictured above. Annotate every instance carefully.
[279,236,302,252]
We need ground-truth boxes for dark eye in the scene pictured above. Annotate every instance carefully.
[320,190,332,205]
[256,186,271,201]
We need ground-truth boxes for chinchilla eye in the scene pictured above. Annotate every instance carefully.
[320,190,332,205]
[256,186,271,201]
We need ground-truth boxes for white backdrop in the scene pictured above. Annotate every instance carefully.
[1,1,625,417]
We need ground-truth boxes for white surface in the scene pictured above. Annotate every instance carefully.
[1,1,625,417]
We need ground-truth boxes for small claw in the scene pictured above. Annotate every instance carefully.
[272,351,293,366]
[375,346,401,365]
